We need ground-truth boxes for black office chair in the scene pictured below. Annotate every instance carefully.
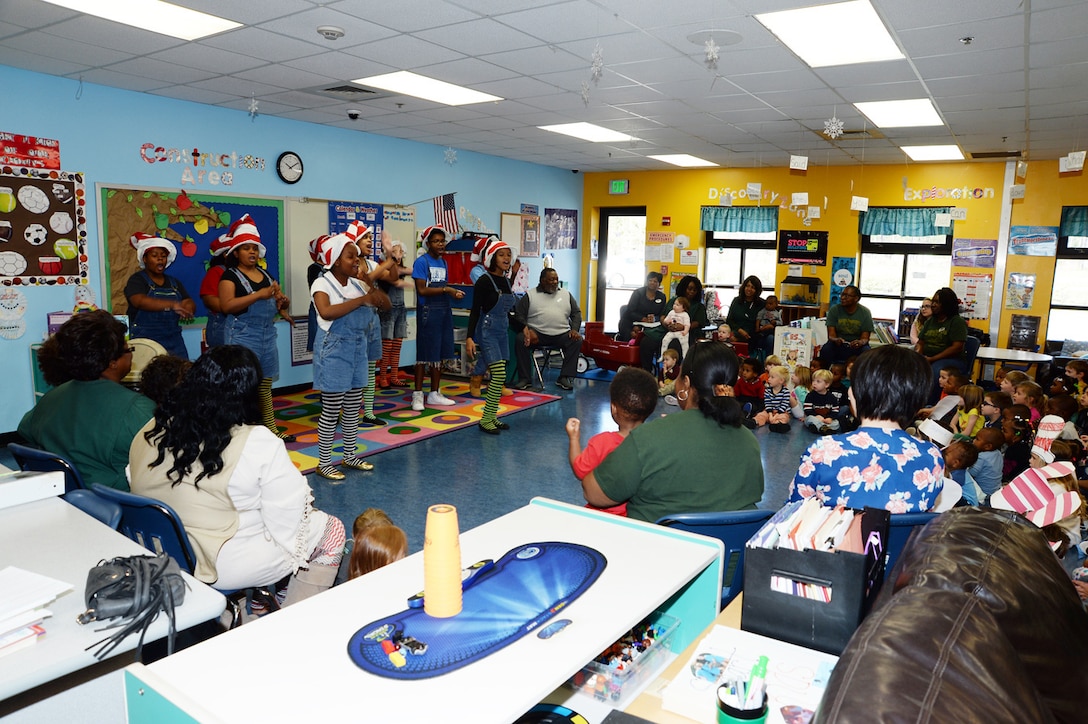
[8,442,87,493]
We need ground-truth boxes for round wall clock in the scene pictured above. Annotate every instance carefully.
[276,151,304,184]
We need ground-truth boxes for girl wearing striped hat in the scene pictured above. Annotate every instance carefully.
[345,221,396,427]
[304,233,331,353]
[310,231,385,480]
[198,232,232,349]
[465,238,515,434]
[124,233,194,359]
[218,214,294,442]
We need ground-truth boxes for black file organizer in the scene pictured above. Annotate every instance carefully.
[740,507,889,655]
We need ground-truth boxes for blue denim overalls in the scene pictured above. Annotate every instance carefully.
[224,267,279,379]
[312,272,370,393]
[205,311,225,348]
[474,272,515,366]
[130,271,188,359]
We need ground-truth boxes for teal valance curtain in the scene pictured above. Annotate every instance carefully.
[700,205,779,233]
[859,206,953,236]
[1059,206,1088,236]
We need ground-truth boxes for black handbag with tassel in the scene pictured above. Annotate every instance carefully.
[77,553,188,660]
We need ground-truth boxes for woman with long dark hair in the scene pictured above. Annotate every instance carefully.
[639,275,708,368]
[915,286,969,400]
[582,341,765,522]
[725,275,765,344]
[129,345,345,604]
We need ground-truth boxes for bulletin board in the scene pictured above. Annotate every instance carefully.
[0,167,89,286]
[99,185,283,318]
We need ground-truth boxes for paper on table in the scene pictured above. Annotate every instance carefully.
[660,625,837,723]
[0,566,73,627]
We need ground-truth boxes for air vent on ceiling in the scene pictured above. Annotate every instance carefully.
[816,128,885,142]
[305,84,392,102]
[968,150,1022,159]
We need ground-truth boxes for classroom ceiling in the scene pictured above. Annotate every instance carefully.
[2,0,1086,172]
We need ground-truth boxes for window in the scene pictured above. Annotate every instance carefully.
[858,207,954,322]
[701,206,779,311]
[1050,207,1088,341]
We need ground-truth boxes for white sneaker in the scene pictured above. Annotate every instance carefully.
[664,394,678,406]
[427,391,456,406]
[411,391,425,411]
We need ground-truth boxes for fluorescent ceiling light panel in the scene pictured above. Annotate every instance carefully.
[353,71,502,106]
[648,154,718,168]
[901,145,964,161]
[755,0,903,68]
[537,123,637,143]
[854,99,943,128]
[41,0,241,41]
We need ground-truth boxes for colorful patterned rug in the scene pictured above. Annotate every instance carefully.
[274,381,561,474]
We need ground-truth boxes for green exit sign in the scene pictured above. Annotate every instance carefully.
[609,179,629,195]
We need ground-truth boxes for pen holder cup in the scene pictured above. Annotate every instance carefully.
[716,691,768,723]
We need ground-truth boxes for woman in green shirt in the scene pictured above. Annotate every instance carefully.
[639,275,709,368]
[915,287,968,401]
[583,341,765,523]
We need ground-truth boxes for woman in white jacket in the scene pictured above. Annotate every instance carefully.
[129,345,345,604]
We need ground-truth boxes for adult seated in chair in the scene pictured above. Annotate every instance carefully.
[639,275,708,369]
[18,310,155,491]
[724,276,765,350]
[915,286,969,402]
[129,345,346,605]
[512,267,583,391]
[617,271,667,371]
[819,285,873,365]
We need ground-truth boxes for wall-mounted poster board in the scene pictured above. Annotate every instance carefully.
[0,167,89,286]
[99,185,283,319]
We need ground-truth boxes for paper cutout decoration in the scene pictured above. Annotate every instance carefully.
[850,196,869,212]
[790,155,809,170]
[935,213,952,227]
[719,194,733,207]
[792,192,809,206]
[1015,160,1028,179]
[747,182,762,199]
[1009,184,1026,199]
[807,206,821,219]
[950,208,967,221]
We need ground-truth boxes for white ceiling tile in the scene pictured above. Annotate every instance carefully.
[255,7,399,49]
[64,67,168,93]
[188,75,287,98]
[414,19,540,56]
[285,51,396,80]
[3,29,130,66]
[235,63,338,90]
[328,0,481,33]
[200,27,327,64]
[34,17,187,56]
[480,44,584,76]
[473,75,566,100]
[1030,39,1088,69]
[181,0,321,26]
[216,98,300,116]
[1030,4,1088,43]
[897,15,1025,56]
[149,44,267,75]
[105,57,218,85]
[495,1,631,43]
[348,34,464,70]
[608,56,708,86]
[414,57,518,86]
[148,85,239,105]
[912,47,1025,79]
[0,0,79,28]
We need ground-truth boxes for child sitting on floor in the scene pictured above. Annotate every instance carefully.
[982,390,1012,428]
[1000,369,1029,396]
[734,357,765,413]
[348,508,407,580]
[945,440,980,503]
[968,427,1006,503]
[755,365,792,433]
[790,365,812,420]
[953,384,985,439]
[566,367,659,517]
[758,355,782,385]
[1001,406,1034,482]
[803,369,849,434]
[1065,359,1088,397]
[658,348,680,399]
[1013,379,1046,427]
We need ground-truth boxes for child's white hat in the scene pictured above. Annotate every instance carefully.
[130,233,176,269]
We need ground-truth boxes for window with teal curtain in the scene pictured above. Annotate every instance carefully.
[859,206,953,237]
[1058,206,1088,255]
[700,206,779,235]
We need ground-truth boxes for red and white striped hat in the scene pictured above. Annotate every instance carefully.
[1030,414,1064,465]
[209,232,232,257]
[989,460,1079,528]
[317,232,356,270]
[130,233,176,269]
[419,225,446,244]
[482,238,510,269]
[344,221,372,242]
[224,214,265,258]
[307,234,331,263]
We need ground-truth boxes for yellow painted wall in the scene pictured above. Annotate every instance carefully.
[583,160,1088,346]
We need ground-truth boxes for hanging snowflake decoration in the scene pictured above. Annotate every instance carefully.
[590,42,604,85]
[824,115,845,139]
[704,37,720,71]
[581,80,591,107]
[248,94,259,121]
[444,146,458,166]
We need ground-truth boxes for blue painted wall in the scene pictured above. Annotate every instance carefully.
[1,66,583,433]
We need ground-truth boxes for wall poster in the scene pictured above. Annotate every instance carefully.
[777,229,828,265]
[0,167,89,287]
[543,208,577,250]
[1009,225,1057,256]
[951,272,992,320]
[828,256,856,306]
[1005,273,1036,310]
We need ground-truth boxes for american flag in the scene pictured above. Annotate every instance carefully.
[433,193,459,236]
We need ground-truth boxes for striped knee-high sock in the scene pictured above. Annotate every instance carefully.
[317,391,345,467]
[363,361,377,416]
[340,388,363,460]
[258,378,281,437]
[388,338,403,377]
[381,339,394,379]
[481,361,505,427]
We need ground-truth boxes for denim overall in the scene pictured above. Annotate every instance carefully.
[224,267,279,379]
[474,272,515,366]
[205,312,225,348]
[130,271,188,359]
[312,273,370,393]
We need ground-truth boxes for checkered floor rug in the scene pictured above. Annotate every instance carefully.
[274,381,561,474]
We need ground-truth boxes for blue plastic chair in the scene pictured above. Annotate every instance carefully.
[656,509,775,606]
[64,489,122,529]
[885,512,939,576]
[92,485,269,628]
[8,442,88,493]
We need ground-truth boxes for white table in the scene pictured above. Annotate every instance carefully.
[0,497,226,702]
[128,498,725,723]
[973,347,1052,380]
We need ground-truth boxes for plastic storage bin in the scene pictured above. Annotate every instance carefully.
[567,611,680,708]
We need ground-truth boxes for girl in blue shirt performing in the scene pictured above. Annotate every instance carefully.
[465,239,514,434]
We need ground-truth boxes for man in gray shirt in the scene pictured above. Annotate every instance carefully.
[512,268,583,391]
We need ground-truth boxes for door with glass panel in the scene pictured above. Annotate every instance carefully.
[596,207,647,331]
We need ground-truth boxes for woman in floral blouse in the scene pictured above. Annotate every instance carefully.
[788,345,944,513]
